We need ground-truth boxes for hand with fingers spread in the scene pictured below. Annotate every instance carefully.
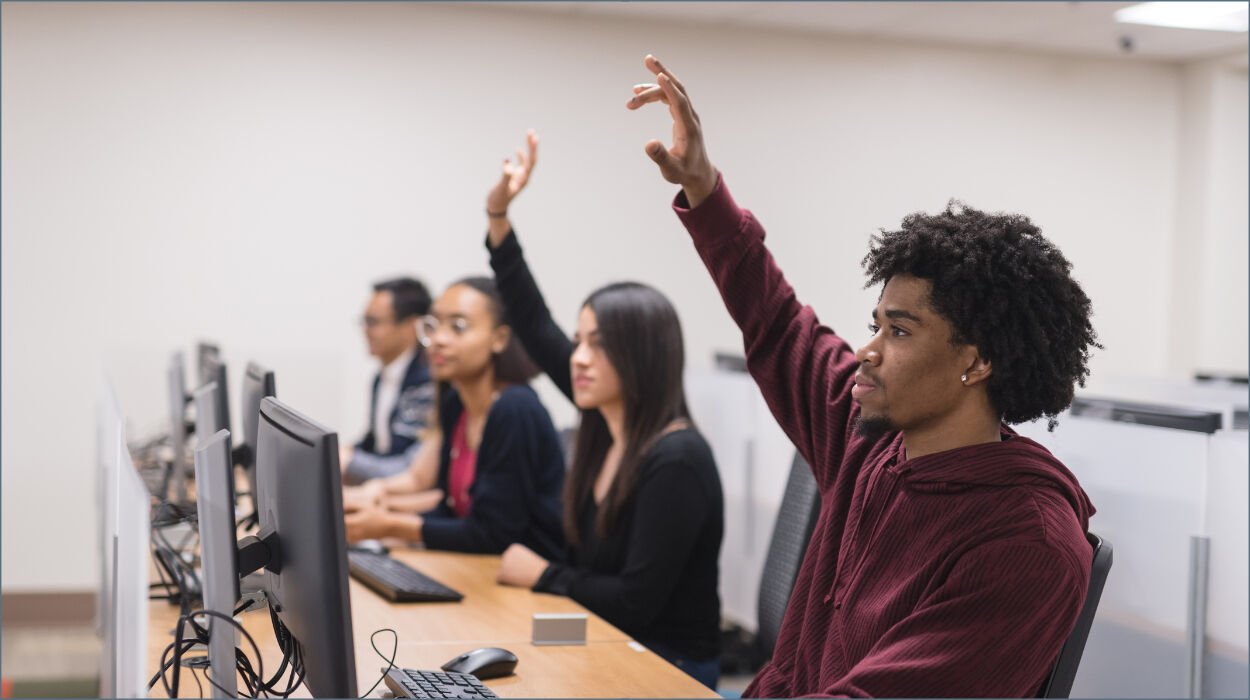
[486,129,538,248]
[626,55,718,208]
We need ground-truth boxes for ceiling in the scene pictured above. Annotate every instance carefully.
[457,1,1249,65]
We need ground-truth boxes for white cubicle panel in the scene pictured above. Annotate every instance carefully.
[1083,375,1248,432]
[1203,430,1249,698]
[115,437,150,699]
[686,369,793,629]
[96,378,122,698]
[1017,407,1248,698]
[1016,415,1205,697]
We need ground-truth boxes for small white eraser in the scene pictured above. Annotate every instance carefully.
[532,612,588,645]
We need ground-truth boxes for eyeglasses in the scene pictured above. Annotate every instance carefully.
[418,315,471,347]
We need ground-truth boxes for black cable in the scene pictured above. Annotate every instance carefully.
[259,608,294,693]
[204,663,239,699]
[151,545,195,615]
[147,608,264,699]
[149,529,203,616]
[190,663,204,698]
[150,639,196,690]
[273,638,305,698]
[176,527,200,553]
[362,628,399,698]
[235,650,258,697]
[149,545,184,605]
[253,607,305,698]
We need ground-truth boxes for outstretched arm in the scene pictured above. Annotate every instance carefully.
[483,130,576,401]
[628,56,860,485]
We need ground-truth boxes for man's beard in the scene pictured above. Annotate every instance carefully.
[853,415,898,441]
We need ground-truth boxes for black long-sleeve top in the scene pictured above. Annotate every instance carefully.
[488,230,724,662]
[421,385,567,563]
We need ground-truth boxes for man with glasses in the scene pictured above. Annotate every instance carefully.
[342,276,436,485]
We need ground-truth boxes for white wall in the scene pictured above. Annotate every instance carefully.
[1168,54,1250,379]
[2,2,1245,591]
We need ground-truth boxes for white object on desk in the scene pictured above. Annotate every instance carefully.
[532,612,587,645]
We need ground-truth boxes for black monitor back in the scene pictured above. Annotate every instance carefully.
[193,429,240,699]
[197,342,221,387]
[254,396,356,698]
[193,382,238,527]
[240,362,277,478]
[165,353,189,505]
[201,357,232,437]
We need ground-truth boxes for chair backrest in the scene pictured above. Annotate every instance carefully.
[756,451,822,659]
[558,427,578,469]
[1038,531,1113,698]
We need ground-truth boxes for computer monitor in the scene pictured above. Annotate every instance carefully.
[200,356,232,439]
[247,396,356,697]
[194,429,240,699]
[238,362,276,497]
[197,341,222,387]
[165,353,190,506]
[115,430,151,697]
[194,381,238,517]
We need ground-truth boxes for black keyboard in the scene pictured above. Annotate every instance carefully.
[347,551,464,603]
[384,668,497,698]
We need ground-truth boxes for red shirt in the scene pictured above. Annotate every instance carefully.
[674,176,1096,698]
[447,413,477,518]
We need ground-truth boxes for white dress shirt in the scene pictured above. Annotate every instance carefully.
[372,346,415,454]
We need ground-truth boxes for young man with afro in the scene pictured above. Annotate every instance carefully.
[629,55,1102,697]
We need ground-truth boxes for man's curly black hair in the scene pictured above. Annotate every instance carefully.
[861,200,1101,429]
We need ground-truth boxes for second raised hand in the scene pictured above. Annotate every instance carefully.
[486,129,539,247]
[626,55,717,207]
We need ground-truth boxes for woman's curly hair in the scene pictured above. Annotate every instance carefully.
[861,201,1101,429]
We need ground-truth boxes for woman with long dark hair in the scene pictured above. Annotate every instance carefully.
[487,131,724,689]
[343,276,566,561]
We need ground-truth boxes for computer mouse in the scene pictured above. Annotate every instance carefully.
[440,647,518,680]
[348,539,389,555]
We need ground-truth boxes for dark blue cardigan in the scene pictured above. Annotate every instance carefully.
[421,384,566,562]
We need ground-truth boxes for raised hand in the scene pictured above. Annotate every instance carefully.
[626,55,717,207]
[485,130,538,246]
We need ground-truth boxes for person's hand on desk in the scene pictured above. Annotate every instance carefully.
[496,543,549,588]
[344,502,423,544]
[342,480,387,514]
[382,489,444,515]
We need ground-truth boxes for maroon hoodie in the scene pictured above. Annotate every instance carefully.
[674,176,1096,698]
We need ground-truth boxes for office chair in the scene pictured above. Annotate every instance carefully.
[756,451,823,660]
[558,427,578,469]
[1037,531,1113,698]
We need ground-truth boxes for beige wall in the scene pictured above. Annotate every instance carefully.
[2,2,1245,590]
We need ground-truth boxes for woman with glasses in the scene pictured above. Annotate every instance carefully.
[342,276,566,562]
[485,131,724,690]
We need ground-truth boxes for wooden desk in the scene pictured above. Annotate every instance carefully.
[148,549,718,698]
